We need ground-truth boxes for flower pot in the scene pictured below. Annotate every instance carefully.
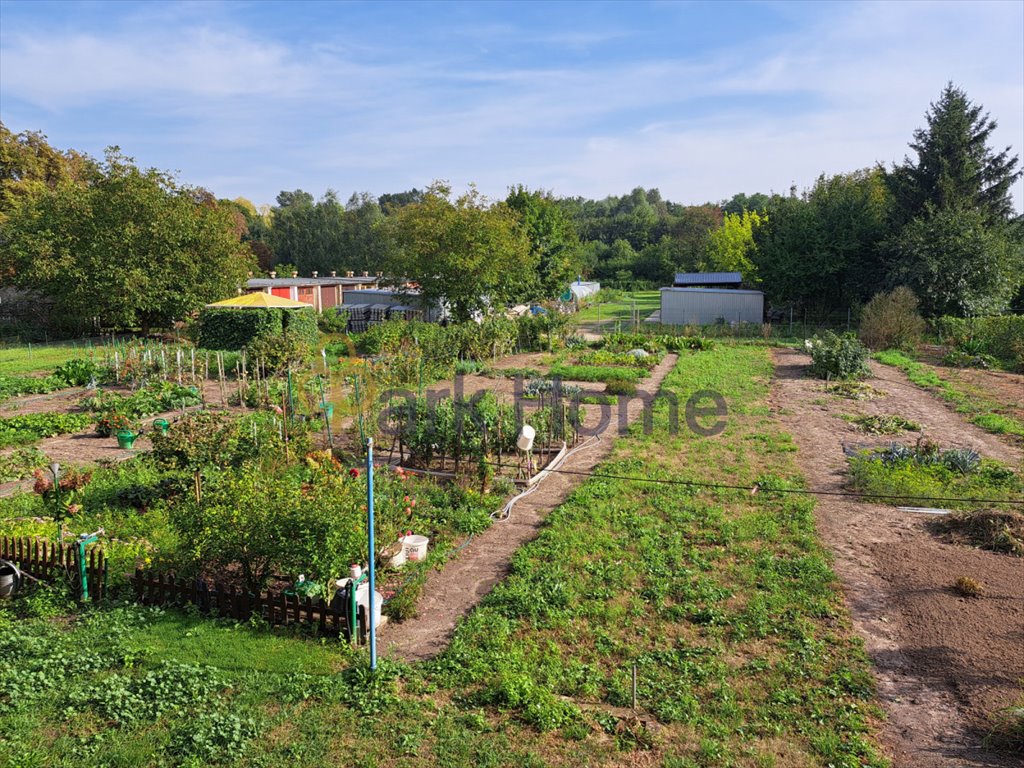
[116,429,139,450]
[152,419,170,436]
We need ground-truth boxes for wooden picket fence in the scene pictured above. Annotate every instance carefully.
[0,536,108,601]
[129,569,363,642]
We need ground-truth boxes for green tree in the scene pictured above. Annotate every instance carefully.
[883,84,1022,315]
[721,192,770,216]
[384,182,536,322]
[268,189,346,275]
[752,170,892,312]
[888,83,1021,224]
[703,209,765,280]
[505,185,582,298]
[886,207,1021,316]
[3,148,253,333]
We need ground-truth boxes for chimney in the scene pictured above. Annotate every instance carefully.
[346,271,354,278]
[270,271,277,279]
[376,271,383,278]
[247,271,253,277]
[312,271,318,278]
[362,271,369,277]
[330,271,337,277]
[292,271,298,278]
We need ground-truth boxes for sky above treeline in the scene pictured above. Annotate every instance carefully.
[1,0,1022,211]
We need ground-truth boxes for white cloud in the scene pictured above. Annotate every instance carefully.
[0,1,1019,209]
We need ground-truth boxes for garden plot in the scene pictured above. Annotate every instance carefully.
[380,352,680,661]
[771,346,1023,768]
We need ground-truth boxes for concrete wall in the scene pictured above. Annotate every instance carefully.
[660,288,764,326]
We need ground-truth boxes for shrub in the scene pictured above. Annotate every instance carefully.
[605,379,638,397]
[935,315,1024,368]
[246,329,314,373]
[282,307,320,348]
[196,307,283,350]
[317,308,350,334]
[858,287,926,351]
[806,332,870,380]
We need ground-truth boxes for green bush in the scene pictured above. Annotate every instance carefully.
[604,379,638,397]
[282,307,320,348]
[935,315,1024,368]
[858,287,926,351]
[807,332,870,380]
[196,307,283,350]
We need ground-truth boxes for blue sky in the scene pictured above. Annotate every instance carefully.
[2,0,1022,210]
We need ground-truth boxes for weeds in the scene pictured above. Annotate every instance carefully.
[952,576,984,597]
[849,414,921,435]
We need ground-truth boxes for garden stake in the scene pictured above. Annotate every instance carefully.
[366,438,377,671]
[632,664,637,710]
[318,376,333,447]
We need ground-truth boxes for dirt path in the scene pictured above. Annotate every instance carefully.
[380,354,679,662]
[771,348,1023,768]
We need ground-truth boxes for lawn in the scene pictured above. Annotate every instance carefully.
[0,341,97,376]
[575,290,661,326]
[1,344,886,767]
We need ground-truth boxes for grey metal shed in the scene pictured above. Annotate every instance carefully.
[660,287,764,326]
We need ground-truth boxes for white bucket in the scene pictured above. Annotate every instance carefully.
[388,547,407,568]
[517,424,536,452]
[401,534,430,562]
[355,583,384,628]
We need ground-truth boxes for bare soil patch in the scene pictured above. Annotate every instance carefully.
[771,347,1023,768]
[379,354,679,662]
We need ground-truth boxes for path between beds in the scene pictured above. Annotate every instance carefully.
[379,353,679,662]
[771,347,1023,768]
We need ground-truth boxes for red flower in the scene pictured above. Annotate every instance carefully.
[349,468,360,478]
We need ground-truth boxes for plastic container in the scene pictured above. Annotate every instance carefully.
[388,547,407,568]
[0,562,21,598]
[355,583,384,628]
[401,534,430,562]
[516,424,536,452]
[152,419,170,436]
[115,430,139,450]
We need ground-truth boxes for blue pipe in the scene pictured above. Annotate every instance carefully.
[366,438,377,671]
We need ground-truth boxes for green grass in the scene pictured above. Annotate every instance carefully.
[0,342,96,376]
[848,454,1024,512]
[874,350,1024,440]
[0,344,887,767]
[575,290,661,325]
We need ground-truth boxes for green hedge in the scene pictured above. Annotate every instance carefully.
[196,307,319,351]
[935,315,1024,365]
[281,307,320,348]
[196,308,283,350]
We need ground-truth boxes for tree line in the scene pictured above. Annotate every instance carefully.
[1,83,1021,335]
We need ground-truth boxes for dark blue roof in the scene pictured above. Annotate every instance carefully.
[673,272,743,286]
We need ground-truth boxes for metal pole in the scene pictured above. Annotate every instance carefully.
[366,438,377,671]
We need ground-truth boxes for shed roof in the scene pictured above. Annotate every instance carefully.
[673,272,743,286]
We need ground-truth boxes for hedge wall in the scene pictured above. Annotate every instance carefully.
[282,307,320,348]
